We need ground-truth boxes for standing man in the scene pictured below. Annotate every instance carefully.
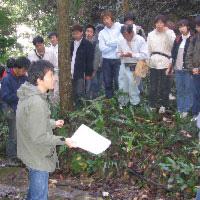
[48,31,58,60]
[123,13,146,40]
[28,35,59,105]
[185,16,200,121]
[70,24,93,108]
[85,24,96,99]
[16,60,77,199]
[91,24,105,99]
[98,10,123,99]
[147,15,176,113]
[117,25,148,108]
[1,57,30,164]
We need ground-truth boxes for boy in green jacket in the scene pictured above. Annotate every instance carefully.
[16,60,77,200]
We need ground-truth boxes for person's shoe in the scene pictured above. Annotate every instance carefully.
[119,105,124,110]
[159,106,166,114]
[191,115,198,122]
[6,157,24,167]
[150,107,156,112]
[169,93,176,100]
[181,112,188,118]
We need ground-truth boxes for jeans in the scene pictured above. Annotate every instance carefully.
[103,58,121,98]
[90,68,104,99]
[7,115,17,158]
[26,168,49,200]
[175,70,192,112]
[196,188,200,200]
[72,78,84,108]
[149,68,170,108]
[118,64,140,106]
[192,74,200,115]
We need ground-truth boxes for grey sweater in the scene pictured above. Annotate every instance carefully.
[16,82,66,172]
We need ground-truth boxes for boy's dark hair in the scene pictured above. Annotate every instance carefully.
[71,24,83,32]
[6,58,16,68]
[154,14,167,25]
[95,24,104,34]
[48,31,58,39]
[121,24,133,34]
[195,16,200,26]
[14,57,31,69]
[124,13,136,23]
[178,19,190,29]
[101,10,115,22]
[33,36,44,46]
[28,60,54,86]
[85,24,96,33]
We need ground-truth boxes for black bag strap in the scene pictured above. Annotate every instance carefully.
[151,52,171,59]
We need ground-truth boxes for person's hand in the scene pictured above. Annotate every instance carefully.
[56,120,64,128]
[65,138,77,148]
[120,51,125,57]
[193,68,199,75]
[91,72,96,78]
[85,76,91,80]
[165,67,171,76]
[124,52,132,57]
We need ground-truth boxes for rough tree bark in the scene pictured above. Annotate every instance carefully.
[57,0,73,111]
[123,0,130,16]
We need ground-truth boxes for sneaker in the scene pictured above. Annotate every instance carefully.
[181,112,188,118]
[119,105,123,110]
[191,115,198,121]
[6,158,24,167]
[169,93,176,100]
[159,106,166,114]
[150,107,156,112]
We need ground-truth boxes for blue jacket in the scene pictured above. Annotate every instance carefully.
[1,68,28,112]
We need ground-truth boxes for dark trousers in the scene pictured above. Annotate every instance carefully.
[102,58,121,98]
[72,78,84,108]
[192,74,200,115]
[149,68,170,108]
[7,115,17,158]
[90,68,104,99]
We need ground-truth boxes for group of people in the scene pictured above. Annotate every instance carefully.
[0,9,200,199]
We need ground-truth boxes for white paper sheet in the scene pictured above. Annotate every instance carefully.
[71,124,111,154]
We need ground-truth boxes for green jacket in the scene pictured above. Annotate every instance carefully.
[185,33,200,69]
[16,82,66,172]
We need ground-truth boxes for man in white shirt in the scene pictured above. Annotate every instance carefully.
[116,24,148,108]
[98,10,123,98]
[28,36,59,105]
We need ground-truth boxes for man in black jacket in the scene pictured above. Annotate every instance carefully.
[70,24,94,108]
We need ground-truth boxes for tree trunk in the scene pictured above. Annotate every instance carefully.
[123,0,130,16]
[57,0,73,112]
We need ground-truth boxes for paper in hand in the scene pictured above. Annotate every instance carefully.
[71,124,111,154]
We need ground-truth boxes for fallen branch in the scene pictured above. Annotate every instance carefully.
[127,167,174,192]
